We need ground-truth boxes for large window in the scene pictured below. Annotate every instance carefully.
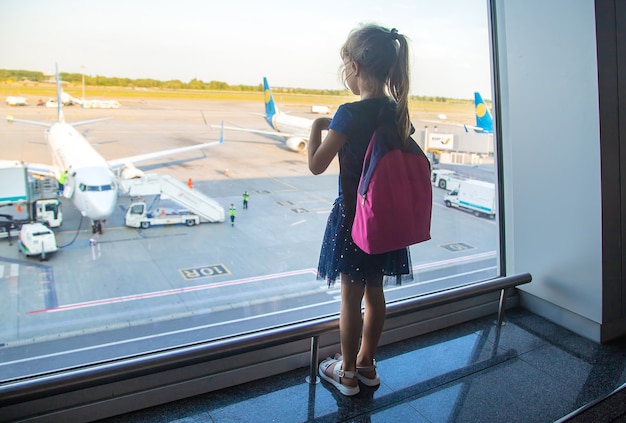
[0,0,497,387]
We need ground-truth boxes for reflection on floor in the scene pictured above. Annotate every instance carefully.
[99,308,626,422]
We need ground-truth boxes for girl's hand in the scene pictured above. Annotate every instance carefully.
[308,118,346,175]
[312,117,331,133]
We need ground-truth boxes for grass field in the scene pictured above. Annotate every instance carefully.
[0,82,477,119]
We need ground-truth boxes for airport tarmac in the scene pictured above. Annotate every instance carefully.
[0,98,498,380]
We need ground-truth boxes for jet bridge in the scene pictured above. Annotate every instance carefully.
[120,174,224,223]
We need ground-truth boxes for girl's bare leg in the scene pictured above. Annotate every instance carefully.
[358,276,385,377]
[322,274,363,387]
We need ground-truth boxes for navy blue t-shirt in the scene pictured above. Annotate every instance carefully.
[329,97,395,216]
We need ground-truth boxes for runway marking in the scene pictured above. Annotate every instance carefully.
[440,242,475,252]
[412,251,496,270]
[179,264,231,281]
[27,268,318,314]
[290,219,306,226]
[25,252,496,314]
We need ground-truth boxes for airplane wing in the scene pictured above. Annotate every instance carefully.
[462,124,483,133]
[107,139,223,169]
[6,116,52,128]
[71,117,114,127]
[418,118,467,128]
[6,115,112,128]
[108,120,225,169]
[418,119,490,134]
[210,124,303,140]
[18,141,224,181]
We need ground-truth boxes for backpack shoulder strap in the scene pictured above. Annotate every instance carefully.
[358,124,399,196]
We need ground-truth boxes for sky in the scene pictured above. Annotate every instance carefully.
[0,0,492,99]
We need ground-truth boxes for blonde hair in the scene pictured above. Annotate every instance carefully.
[340,24,411,142]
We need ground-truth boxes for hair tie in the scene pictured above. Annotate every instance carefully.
[390,28,399,40]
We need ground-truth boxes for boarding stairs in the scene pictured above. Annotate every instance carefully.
[120,174,224,223]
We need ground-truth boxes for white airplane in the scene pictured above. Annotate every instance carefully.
[6,65,223,234]
[213,77,315,152]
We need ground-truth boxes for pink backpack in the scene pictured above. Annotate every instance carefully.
[351,122,432,254]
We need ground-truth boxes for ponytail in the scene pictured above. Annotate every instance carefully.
[388,33,411,144]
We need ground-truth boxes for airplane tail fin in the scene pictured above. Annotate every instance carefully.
[473,92,493,133]
[55,64,65,124]
[263,77,279,128]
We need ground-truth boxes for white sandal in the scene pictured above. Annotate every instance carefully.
[318,357,360,396]
[357,359,380,386]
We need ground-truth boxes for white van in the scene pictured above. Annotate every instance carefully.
[18,223,58,260]
[444,179,496,218]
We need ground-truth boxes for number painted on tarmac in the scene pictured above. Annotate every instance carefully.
[179,264,231,281]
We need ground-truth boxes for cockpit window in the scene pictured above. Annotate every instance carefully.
[80,183,116,192]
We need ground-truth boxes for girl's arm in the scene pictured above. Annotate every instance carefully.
[308,117,346,175]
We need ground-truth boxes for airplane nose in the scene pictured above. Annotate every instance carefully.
[85,191,117,221]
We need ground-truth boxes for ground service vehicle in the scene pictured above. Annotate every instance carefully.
[120,173,224,223]
[431,168,466,191]
[18,222,58,260]
[444,179,496,218]
[0,160,28,206]
[33,199,63,228]
[125,202,201,229]
[0,214,18,240]
[6,96,27,106]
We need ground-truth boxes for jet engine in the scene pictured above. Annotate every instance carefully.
[285,137,307,152]
[120,163,145,180]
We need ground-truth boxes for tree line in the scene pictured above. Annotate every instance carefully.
[0,69,346,95]
[0,69,466,102]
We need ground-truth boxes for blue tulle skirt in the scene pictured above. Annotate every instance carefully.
[317,197,413,287]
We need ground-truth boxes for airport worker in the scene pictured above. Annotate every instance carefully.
[229,203,236,226]
[243,191,249,209]
[308,24,413,396]
[58,169,68,196]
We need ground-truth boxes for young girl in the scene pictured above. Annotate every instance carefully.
[308,24,414,396]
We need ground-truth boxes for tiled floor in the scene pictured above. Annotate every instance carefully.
[100,308,626,422]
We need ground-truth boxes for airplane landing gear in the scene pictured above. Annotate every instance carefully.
[91,220,103,234]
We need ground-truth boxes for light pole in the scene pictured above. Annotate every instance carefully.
[80,65,86,108]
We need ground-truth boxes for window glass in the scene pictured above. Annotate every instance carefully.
[0,0,496,382]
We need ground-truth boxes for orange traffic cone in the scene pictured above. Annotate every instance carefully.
[160,208,166,216]
[16,204,22,213]
[187,178,193,189]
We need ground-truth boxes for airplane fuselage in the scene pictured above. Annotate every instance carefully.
[46,123,117,221]
[267,113,312,137]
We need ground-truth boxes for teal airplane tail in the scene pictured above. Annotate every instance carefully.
[263,77,278,129]
[466,92,493,133]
